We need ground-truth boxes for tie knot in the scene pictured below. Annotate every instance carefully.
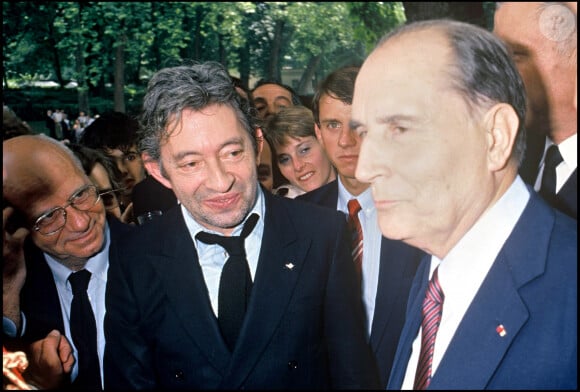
[69,269,92,295]
[196,213,258,256]
[347,199,361,217]
[544,145,563,169]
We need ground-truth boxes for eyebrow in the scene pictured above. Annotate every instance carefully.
[172,137,246,161]
[350,114,418,130]
[273,96,292,104]
[377,114,418,125]
[349,119,362,130]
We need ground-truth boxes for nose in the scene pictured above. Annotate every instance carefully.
[65,207,92,232]
[206,159,234,192]
[338,127,358,148]
[292,156,306,172]
[355,133,382,184]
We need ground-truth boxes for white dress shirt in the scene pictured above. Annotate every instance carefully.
[337,179,382,336]
[401,176,530,389]
[44,222,111,387]
[185,188,265,317]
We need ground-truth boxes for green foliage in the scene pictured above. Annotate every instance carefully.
[4,2,411,109]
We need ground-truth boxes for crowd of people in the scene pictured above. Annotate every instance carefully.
[3,2,577,390]
[45,109,96,144]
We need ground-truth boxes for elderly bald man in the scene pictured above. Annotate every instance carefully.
[3,134,132,390]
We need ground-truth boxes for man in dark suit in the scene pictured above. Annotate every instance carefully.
[3,135,133,390]
[297,65,425,387]
[103,61,380,390]
[494,2,577,219]
[353,19,577,389]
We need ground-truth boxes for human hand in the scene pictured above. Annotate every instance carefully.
[24,330,74,390]
[3,206,29,328]
[120,201,134,224]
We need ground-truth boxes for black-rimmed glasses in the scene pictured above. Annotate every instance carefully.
[33,185,101,236]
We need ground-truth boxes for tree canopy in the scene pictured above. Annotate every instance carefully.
[3,2,489,116]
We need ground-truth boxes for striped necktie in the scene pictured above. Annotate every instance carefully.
[347,199,363,280]
[414,266,444,390]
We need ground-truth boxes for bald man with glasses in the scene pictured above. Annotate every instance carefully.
[3,134,132,390]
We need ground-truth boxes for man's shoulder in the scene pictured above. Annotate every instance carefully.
[267,191,344,223]
[295,180,338,205]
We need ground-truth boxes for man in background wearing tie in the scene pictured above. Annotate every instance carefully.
[297,65,425,387]
[352,19,577,389]
[103,61,380,390]
[494,2,577,219]
[3,135,132,390]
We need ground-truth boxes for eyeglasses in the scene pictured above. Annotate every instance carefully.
[33,185,102,236]
[98,188,124,211]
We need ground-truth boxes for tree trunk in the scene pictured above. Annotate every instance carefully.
[151,3,162,71]
[238,41,251,90]
[47,13,64,88]
[75,3,89,115]
[114,32,126,113]
[297,54,321,95]
[267,19,285,81]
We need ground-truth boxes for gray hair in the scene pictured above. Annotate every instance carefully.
[376,19,527,164]
[138,61,259,168]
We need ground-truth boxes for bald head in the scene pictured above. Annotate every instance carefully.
[3,135,87,213]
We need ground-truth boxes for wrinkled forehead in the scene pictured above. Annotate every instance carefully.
[3,137,85,211]
[353,30,451,112]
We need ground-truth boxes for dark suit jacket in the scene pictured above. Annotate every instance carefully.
[15,216,132,344]
[296,180,425,387]
[131,175,178,219]
[519,137,577,219]
[387,190,577,389]
[550,168,577,219]
[104,191,381,390]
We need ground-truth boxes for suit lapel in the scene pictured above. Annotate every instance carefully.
[431,194,553,388]
[387,257,430,389]
[148,209,231,372]
[369,238,417,351]
[556,168,577,218]
[430,256,529,388]
[222,194,310,388]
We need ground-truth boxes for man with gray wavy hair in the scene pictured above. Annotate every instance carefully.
[104,61,380,389]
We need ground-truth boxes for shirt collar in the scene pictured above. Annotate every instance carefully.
[337,178,374,215]
[44,221,111,285]
[544,134,577,169]
[183,187,265,248]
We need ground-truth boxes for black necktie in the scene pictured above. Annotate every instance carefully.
[196,213,259,352]
[68,269,102,390]
[539,144,563,202]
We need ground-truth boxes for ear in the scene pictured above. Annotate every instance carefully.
[255,127,264,165]
[483,103,519,172]
[314,122,324,146]
[142,153,173,190]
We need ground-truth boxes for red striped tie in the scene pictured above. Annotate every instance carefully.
[414,266,445,390]
[347,199,363,279]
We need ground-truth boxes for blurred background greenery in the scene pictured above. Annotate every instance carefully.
[3,2,494,133]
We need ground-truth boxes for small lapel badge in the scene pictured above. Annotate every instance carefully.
[285,262,295,270]
[496,324,507,337]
